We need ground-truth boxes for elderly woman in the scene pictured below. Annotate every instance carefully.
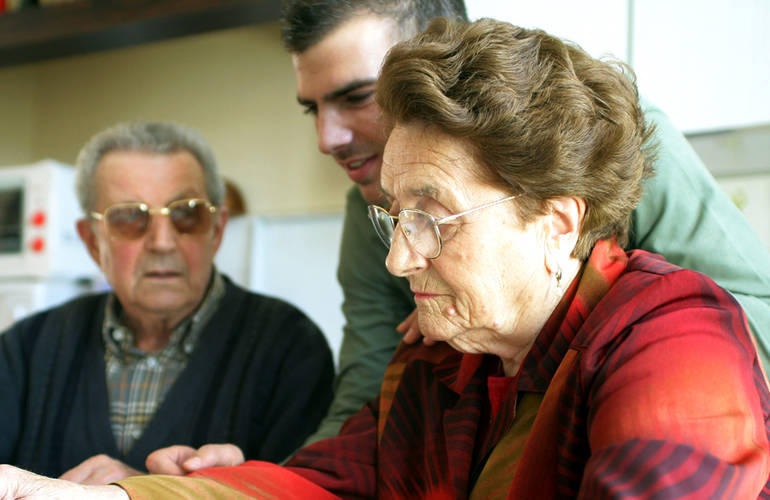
[1,17,769,500]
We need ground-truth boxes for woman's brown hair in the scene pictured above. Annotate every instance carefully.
[377,17,656,259]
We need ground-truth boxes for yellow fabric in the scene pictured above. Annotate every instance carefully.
[470,392,544,500]
[118,475,255,500]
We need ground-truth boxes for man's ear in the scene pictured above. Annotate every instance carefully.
[542,196,586,274]
[76,218,102,265]
[211,206,229,253]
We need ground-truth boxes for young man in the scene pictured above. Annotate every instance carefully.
[284,0,472,446]
[282,0,770,447]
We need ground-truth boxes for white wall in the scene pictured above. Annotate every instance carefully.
[0,65,37,166]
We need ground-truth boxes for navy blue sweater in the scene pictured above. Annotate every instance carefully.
[0,276,334,476]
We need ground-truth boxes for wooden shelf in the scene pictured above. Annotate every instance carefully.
[0,0,282,68]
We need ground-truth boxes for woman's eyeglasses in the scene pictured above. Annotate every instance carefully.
[367,194,518,259]
[90,198,218,240]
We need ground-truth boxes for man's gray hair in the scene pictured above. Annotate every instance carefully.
[75,121,225,213]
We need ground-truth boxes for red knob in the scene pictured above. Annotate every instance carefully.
[30,237,45,252]
[30,211,46,226]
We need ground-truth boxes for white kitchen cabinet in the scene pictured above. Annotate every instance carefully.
[628,0,768,133]
[465,0,628,61]
[465,0,770,134]
[715,173,770,251]
[215,214,346,366]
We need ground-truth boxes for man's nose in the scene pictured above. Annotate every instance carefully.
[144,213,177,252]
[316,109,353,155]
[385,227,428,278]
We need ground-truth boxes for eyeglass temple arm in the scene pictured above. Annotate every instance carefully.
[435,194,518,225]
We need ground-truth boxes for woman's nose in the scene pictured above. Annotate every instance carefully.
[385,226,428,277]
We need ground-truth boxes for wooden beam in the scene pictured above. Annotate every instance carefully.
[0,0,281,67]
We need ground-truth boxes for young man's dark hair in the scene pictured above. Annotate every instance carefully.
[281,0,469,53]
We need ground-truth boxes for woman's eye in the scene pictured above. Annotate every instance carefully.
[417,199,449,219]
[438,223,459,241]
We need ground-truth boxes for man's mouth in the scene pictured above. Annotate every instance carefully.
[145,270,181,278]
[341,155,378,183]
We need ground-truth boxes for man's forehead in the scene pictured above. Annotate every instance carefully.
[94,150,206,201]
[97,150,201,174]
[292,14,400,98]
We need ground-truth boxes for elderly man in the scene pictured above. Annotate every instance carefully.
[0,121,334,483]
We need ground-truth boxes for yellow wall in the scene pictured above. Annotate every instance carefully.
[0,64,37,166]
[0,22,350,215]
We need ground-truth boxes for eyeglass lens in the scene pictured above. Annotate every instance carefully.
[369,205,396,248]
[399,210,441,258]
[105,199,212,240]
[368,205,442,259]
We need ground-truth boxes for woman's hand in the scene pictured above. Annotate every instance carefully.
[397,308,436,345]
[145,443,245,475]
[0,464,128,500]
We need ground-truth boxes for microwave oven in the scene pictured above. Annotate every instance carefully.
[0,160,98,280]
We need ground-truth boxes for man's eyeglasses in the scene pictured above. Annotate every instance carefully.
[367,194,518,259]
[90,198,218,240]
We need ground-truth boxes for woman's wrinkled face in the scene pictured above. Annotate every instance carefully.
[381,123,554,363]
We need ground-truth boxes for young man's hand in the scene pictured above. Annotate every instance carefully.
[397,308,436,345]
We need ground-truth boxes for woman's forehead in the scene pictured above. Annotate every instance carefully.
[382,124,483,199]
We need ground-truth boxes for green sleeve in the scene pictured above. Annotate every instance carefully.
[302,187,413,445]
[631,98,770,368]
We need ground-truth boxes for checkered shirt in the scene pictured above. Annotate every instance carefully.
[102,272,225,455]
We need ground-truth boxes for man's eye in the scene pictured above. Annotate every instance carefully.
[346,91,374,105]
[302,104,318,115]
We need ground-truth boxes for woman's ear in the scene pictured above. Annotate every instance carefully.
[543,196,586,274]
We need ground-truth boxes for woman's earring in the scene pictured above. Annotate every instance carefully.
[554,266,564,295]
